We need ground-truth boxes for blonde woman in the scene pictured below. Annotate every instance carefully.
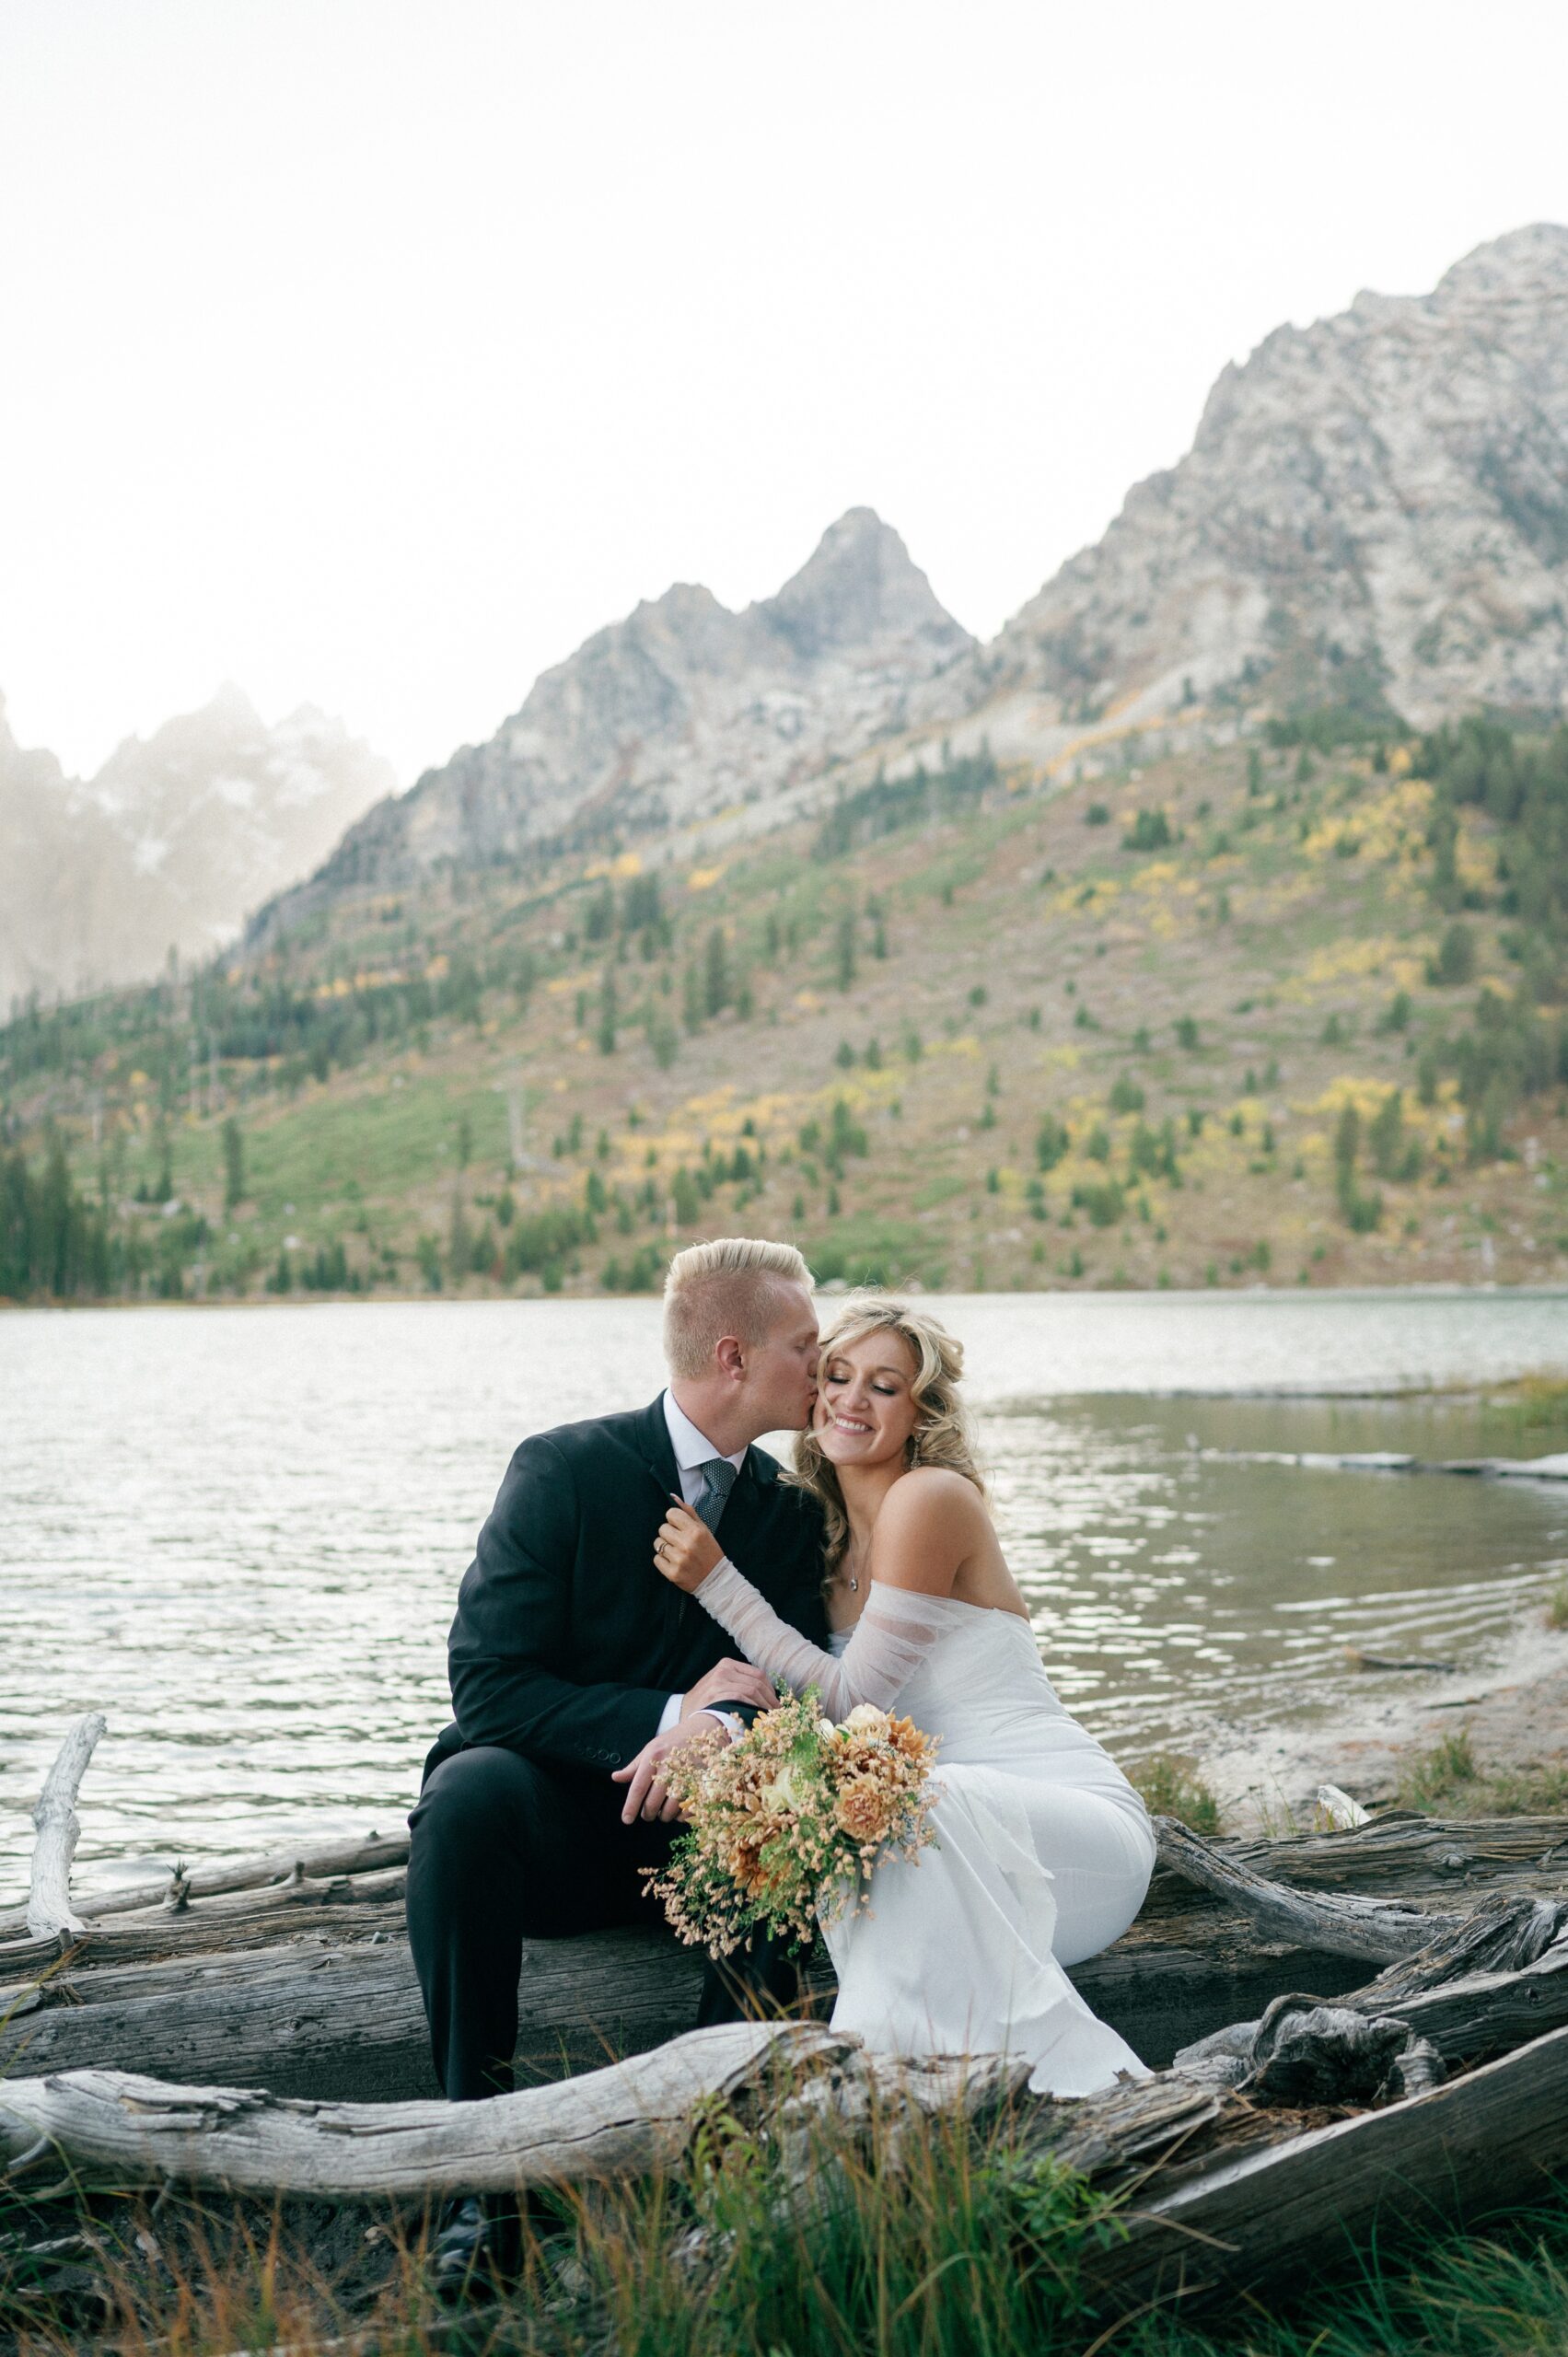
[645,1291,1156,2096]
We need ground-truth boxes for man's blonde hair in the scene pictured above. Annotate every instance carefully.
[662,1237,814,1380]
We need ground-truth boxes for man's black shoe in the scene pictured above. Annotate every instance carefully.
[428,2193,524,2302]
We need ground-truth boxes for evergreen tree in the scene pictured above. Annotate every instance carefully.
[447,1190,470,1281]
[835,911,856,991]
[703,926,731,1018]
[222,1117,245,1211]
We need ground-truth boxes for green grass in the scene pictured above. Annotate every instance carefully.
[1132,2194,1568,2356]
[0,2091,1129,2357]
[805,1215,932,1287]
[1394,1728,1568,1818]
[1397,1726,1481,1810]
[914,1171,973,1211]
[13,2087,1568,2357]
[1129,1751,1223,1834]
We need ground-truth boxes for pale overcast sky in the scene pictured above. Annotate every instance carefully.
[3,0,1566,785]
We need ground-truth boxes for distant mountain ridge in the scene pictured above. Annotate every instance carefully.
[296,506,972,898]
[10,225,1567,999]
[0,688,394,1007]
[271,224,1568,935]
[968,223,1568,753]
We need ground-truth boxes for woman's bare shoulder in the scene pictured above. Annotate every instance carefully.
[871,1469,985,1594]
[878,1468,988,1536]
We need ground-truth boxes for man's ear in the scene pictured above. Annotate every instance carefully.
[714,1334,746,1383]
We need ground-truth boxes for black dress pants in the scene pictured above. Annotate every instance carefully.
[406,1743,800,2100]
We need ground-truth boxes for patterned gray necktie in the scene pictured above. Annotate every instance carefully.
[692,1457,738,1532]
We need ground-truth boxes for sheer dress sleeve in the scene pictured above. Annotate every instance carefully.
[691,1559,960,1719]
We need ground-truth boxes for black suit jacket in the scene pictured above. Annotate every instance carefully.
[428,1392,829,1781]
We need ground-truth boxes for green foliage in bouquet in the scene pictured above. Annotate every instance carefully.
[645,1688,940,1957]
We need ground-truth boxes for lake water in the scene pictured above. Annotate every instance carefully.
[5,1289,1568,1905]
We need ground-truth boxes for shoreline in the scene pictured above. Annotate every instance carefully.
[1197,1610,1568,1832]
[6,1278,1568,1314]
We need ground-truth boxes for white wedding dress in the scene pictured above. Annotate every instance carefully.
[691,1564,1156,2096]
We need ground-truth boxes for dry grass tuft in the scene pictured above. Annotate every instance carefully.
[1129,1753,1223,1835]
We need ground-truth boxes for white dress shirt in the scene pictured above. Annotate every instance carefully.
[656,1388,748,1738]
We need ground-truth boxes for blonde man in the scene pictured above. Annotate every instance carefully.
[406,1241,825,2289]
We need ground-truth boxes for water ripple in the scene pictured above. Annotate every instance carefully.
[3,1293,1566,1899]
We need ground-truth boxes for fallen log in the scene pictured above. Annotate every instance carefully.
[9,1713,1568,2103]
[0,1902,1394,2099]
[0,2021,849,2200]
[1214,1811,1568,1895]
[1153,1814,1462,1961]
[0,1872,410,1981]
[1174,1890,1568,2085]
[1080,2017,1568,2316]
[0,1831,410,1945]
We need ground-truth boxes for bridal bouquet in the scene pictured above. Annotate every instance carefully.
[644,1689,940,1957]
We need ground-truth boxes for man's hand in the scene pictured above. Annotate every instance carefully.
[680,1657,778,1720]
[612,1716,726,1824]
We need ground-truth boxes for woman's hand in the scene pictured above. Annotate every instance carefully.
[655,1499,724,1591]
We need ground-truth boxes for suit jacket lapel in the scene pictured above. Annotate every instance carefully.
[634,1391,682,1501]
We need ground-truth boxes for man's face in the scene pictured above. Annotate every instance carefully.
[744,1282,821,1434]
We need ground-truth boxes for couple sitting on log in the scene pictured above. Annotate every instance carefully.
[407,1237,1156,2285]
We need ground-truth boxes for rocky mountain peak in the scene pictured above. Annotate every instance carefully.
[975,223,1568,748]
[760,507,969,661]
[1428,220,1568,307]
[273,511,972,904]
[1,687,393,1006]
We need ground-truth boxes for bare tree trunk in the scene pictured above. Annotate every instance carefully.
[27,1714,106,1940]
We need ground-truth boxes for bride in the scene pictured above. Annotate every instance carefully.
[647,1292,1156,2097]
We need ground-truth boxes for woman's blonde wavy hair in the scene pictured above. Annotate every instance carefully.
[791,1292,986,1575]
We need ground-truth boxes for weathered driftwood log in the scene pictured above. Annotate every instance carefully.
[0,1831,410,1945]
[1154,1815,1461,1961]
[1079,2018,1568,2316]
[11,1817,1568,2101]
[1237,1997,1445,2105]
[17,1799,1558,1953]
[0,2024,848,2199]
[26,1713,106,1940]
[1174,1892,1568,2084]
[1359,1886,1568,2000]
[1216,1811,1568,1896]
[0,1871,409,1982]
[8,1717,1568,2106]
[0,1910,1390,2100]
[1370,1935,1568,2063]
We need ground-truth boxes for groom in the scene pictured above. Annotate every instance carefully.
[406,1236,828,2139]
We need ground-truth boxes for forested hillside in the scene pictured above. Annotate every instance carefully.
[4,714,1566,1302]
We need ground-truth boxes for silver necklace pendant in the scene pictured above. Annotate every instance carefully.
[846,1572,859,1592]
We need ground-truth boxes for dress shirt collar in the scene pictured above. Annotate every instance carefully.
[662,1387,746,1475]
